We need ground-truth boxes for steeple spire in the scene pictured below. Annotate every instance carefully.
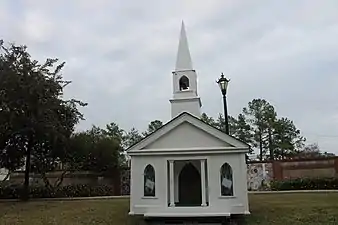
[175,21,193,71]
[170,21,201,118]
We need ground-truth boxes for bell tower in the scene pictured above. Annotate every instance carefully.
[170,21,202,118]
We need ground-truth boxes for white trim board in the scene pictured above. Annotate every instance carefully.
[128,147,248,156]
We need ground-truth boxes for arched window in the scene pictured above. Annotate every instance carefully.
[220,163,233,196]
[144,164,155,197]
[179,76,189,90]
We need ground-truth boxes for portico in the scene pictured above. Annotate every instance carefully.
[168,159,207,207]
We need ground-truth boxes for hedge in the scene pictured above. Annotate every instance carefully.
[0,184,114,199]
[270,177,338,191]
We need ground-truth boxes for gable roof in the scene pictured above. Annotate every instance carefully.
[126,112,250,152]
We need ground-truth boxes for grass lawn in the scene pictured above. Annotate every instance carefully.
[0,193,337,225]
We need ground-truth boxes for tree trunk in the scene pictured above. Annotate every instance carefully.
[1,171,11,182]
[268,128,273,160]
[259,133,263,161]
[54,170,69,188]
[40,171,53,191]
[22,138,32,201]
[281,135,285,160]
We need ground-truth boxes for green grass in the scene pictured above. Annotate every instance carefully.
[248,193,338,225]
[0,193,337,225]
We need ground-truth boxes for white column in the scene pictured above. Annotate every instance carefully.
[169,160,175,207]
[201,159,207,206]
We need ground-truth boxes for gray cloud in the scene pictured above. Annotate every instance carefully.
[1,0,338,154]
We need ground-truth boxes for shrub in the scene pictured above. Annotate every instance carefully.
[0,183,22,199]
[0,184,114,199]
[270,177,338,191]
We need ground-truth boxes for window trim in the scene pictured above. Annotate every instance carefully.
[143,164,156,197]
[220,162,234,197]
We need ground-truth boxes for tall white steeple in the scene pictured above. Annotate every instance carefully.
[175,21,193,71]
[169,21,202,118]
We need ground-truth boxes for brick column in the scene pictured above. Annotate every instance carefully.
[272,161,283,180]
[334,158,338,177]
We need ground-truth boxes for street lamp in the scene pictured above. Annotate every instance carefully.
[216,73,230,135]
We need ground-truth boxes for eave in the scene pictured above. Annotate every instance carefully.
[128,146,249,156]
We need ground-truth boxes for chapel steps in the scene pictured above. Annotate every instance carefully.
[143,216,246,225]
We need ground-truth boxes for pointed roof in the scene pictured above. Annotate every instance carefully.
[127,112,250,155]
[175,21,193,71]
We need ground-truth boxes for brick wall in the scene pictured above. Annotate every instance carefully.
[247,157,338,190]
[249,157,338,181]
[7,170,121,195]
[271,157,338,180]
[3,157,337,194]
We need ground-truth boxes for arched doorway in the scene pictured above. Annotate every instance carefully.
[178,163,202,206]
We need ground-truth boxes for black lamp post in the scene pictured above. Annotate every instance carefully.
[216,73,230,135]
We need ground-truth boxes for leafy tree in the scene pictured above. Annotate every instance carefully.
[0,41,86,199]
[92,122,144,165]
[210,113,236,135]
[228,115,239,136]
[201,113,217,127]
[215,114,224,129]
[215,114,226,132]
[242,99,306,160]
[66,132,92,171]
[205,113,253,160]
[124,128,143,149]
[104,122,125,145]
[273,117,305,159]
[142,120,163,136]
[263,103,277,160]
[293,143,334,159]
[243,99,276,160]
[95,122,128,166]
[232,113,253,153]
[201,98,305,161]
[69,127,121,174]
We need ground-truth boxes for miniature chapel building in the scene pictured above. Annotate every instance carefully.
[127,22,250,218]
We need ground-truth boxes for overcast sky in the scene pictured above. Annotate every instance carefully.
[1,0,338,154]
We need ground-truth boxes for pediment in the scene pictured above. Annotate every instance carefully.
[142,122,232,149]
[127,112,249,152]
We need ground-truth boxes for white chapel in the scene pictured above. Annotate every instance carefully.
[127,22,250,219]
